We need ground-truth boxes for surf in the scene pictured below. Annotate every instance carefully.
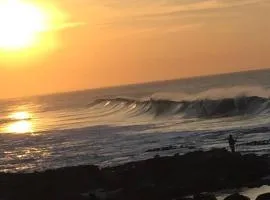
[90,95,270,118]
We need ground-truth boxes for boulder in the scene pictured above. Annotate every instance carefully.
[255,193,270,200]
[224,193,250,200]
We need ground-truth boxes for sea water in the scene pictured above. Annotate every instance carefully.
[1,69,270,172]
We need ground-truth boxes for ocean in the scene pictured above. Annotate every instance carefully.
[1,69,270,173]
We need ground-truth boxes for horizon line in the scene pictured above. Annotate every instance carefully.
[2,67,270,101]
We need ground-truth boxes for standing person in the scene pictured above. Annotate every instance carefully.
[228,134,236,153]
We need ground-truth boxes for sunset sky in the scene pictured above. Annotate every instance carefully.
[0,0,270,98]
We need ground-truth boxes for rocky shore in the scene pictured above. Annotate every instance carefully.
[0,148,270,200]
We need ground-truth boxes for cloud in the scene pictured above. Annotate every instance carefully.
[134,0,265,18]
[94,0,264,13]
[72,0,266,39]
[102,22,204,40]
[93,0,265,28]
[164,23,204,33]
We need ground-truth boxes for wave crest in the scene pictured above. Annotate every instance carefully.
[90,95,270,118]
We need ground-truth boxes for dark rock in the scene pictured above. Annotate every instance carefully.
[0,149,268,200]
[224,193,250,200]
[173,197,193,200]
[194,193,217,200]
[179,145,196,150]
[146,145,177,153]
[154,154,160,158]
[174,153,180,157]
[255,193,270,200]
[82,188,107,200]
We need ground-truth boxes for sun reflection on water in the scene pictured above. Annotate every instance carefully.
[2,147,51,172]
[7,120,33,134]
[9,111,31,120]
[5,111,34,134]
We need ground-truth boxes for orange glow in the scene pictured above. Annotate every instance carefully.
[0,0,269,98]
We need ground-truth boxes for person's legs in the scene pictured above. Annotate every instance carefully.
[230,144,235,153]
[232,145,235,153]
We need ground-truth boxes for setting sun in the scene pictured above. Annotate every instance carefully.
[0,0,49,50]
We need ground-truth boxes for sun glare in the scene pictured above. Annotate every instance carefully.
[7,120,33,134]
[6,111,33,134]
[10,111,31,120]
[0,0,49,50]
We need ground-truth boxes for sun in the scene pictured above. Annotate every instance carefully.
[0,0,49,50]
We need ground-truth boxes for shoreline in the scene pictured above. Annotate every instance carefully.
[0,148,270,200]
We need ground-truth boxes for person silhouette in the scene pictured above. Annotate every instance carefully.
[228,134,236,153]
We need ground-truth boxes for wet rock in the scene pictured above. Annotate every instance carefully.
[255,193,270,200]
[179,145,196,150]
[193,193,217,200]
[224,193,250,200]
[173,194,216,200]
[174,153,180,157]
[146,145,177,152]
[0,149,268,200]
[154,154,160,158]
[172,197,193,200]
[82,189,107,200]
[145,145,195,153]
[81,188,124,200]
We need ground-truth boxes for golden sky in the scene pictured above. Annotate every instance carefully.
[0,0,270,98]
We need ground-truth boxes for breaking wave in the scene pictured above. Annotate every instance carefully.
[90,95,270,118]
